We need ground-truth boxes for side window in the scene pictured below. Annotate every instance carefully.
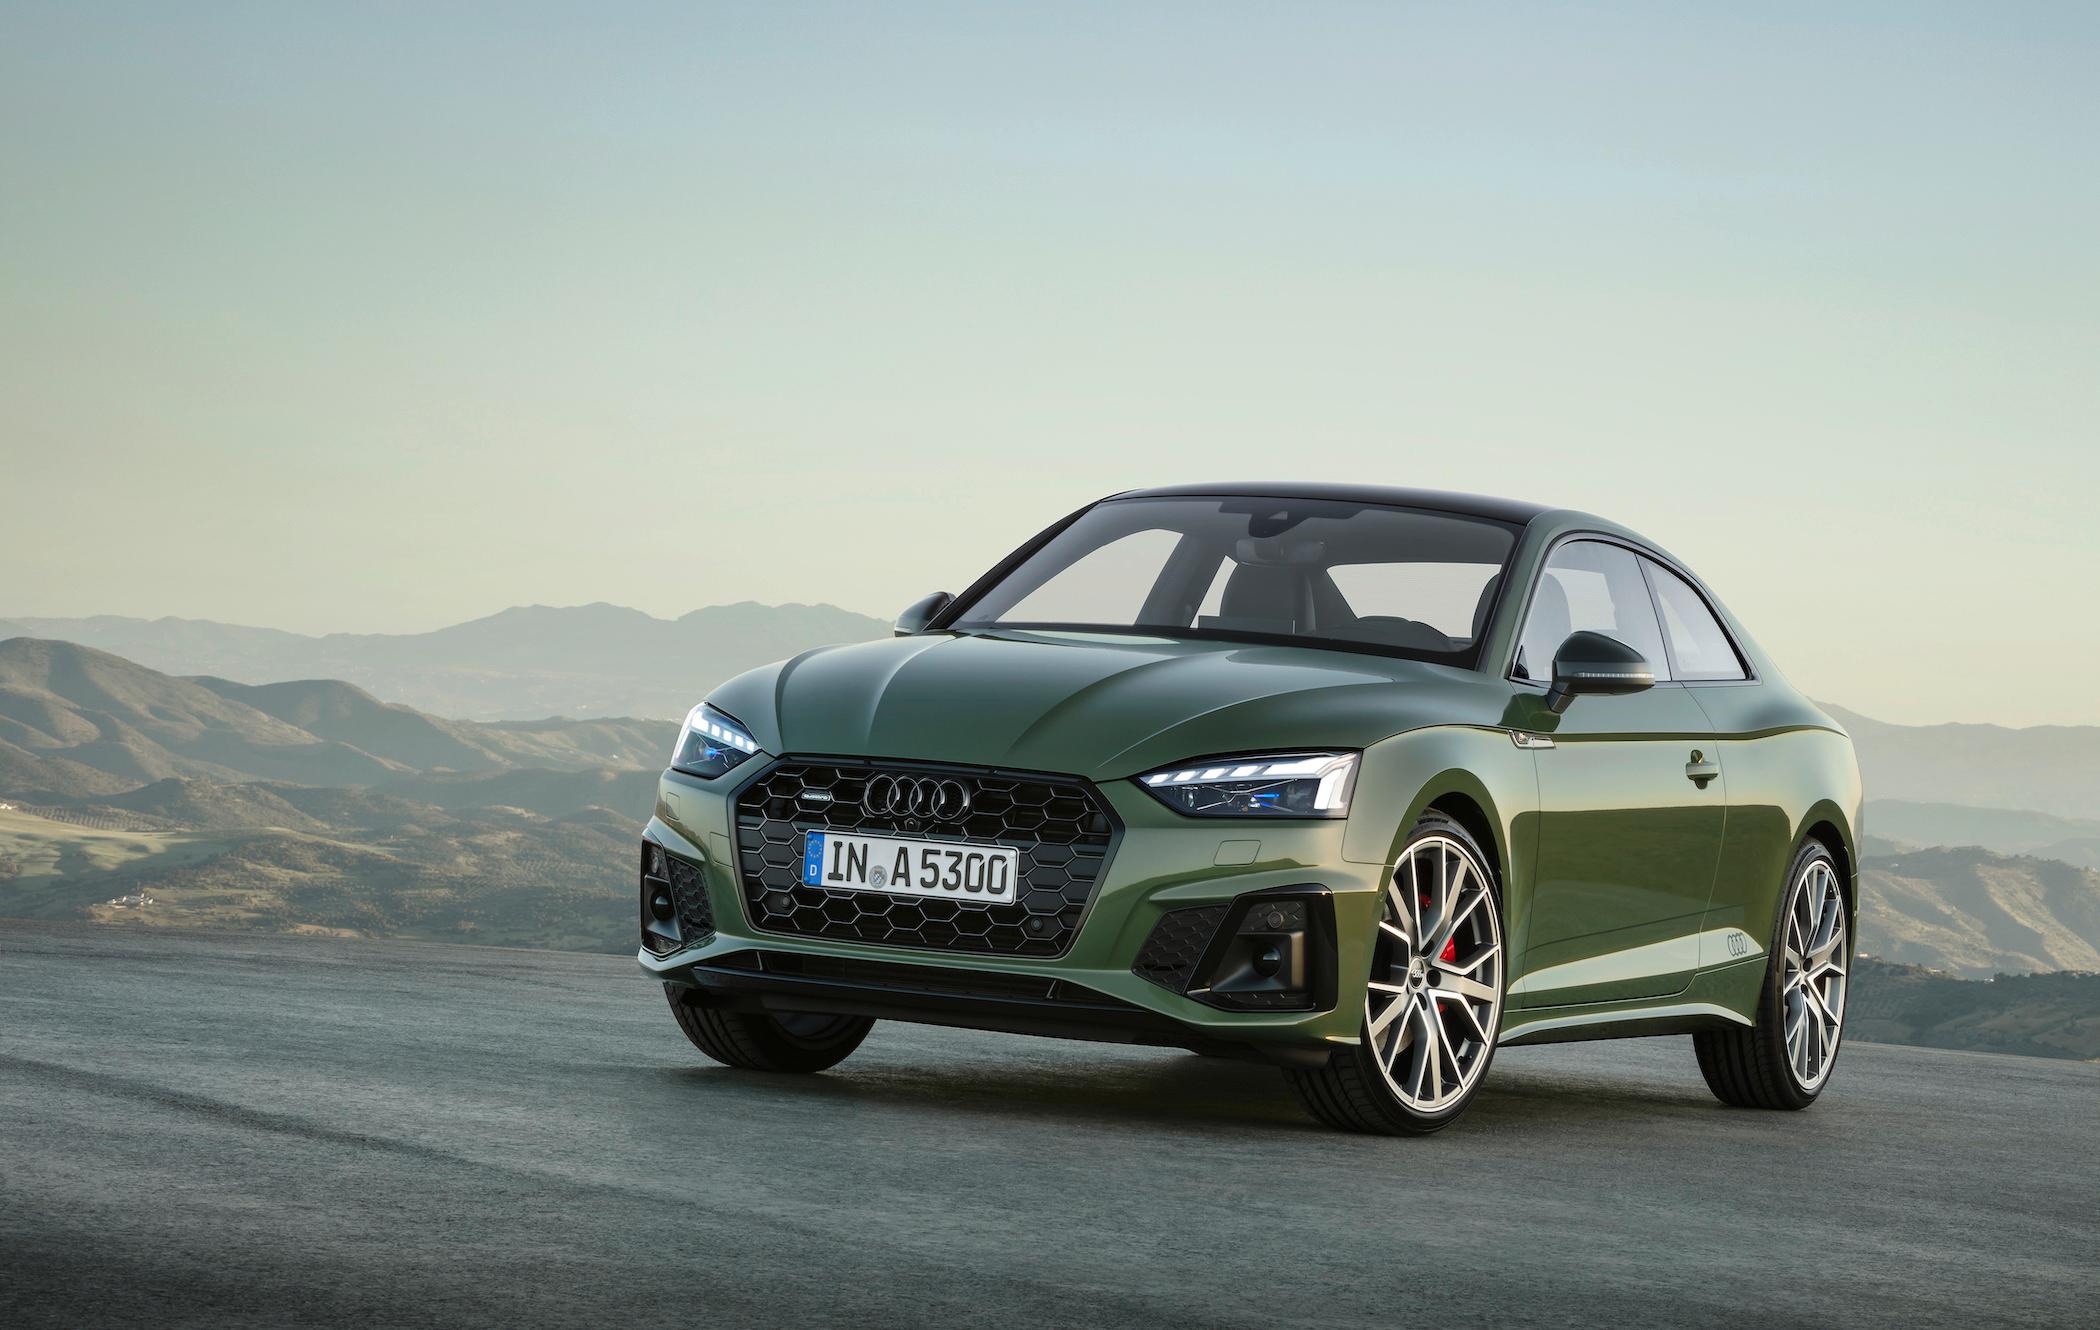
[1515,541,1671,682]
[1644,560,1748,681]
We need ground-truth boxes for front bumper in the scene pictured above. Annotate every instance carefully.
[638,761,1385,1059]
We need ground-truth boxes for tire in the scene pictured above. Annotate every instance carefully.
[1284,814,1506,1135]
[663,984,874,1073]
[1695,840,1849,1110]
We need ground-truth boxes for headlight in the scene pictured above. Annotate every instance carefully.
[1137,751,1359,819]
[671,703,763,779]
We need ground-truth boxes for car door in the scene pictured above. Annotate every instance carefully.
[1507,538,1728,1009]
[1638,555,1784,970]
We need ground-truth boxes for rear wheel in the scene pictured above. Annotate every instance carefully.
[1694,841,1849,1109]
[1285,815,1505,1135]
[663,984,873,1073]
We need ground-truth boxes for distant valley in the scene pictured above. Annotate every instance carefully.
[0,638,665,952]
[0,601,891,722]
[1848,958,2100,1062]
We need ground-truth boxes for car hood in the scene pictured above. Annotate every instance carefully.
[706,629,1498,781]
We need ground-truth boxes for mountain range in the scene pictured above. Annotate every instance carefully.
[1863,799,2100,869]
[0,601,892,722]
[0,638,667,952]
[0,637,667,803]
[1830,704,2100,823]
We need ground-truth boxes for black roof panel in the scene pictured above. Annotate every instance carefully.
[1109,481,1552,527]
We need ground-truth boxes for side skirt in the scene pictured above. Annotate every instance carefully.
[1497,957,1766,1048]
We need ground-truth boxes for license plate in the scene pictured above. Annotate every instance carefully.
[802,831,1019,903]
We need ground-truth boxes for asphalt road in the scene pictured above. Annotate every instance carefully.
[3,923,2094,1329]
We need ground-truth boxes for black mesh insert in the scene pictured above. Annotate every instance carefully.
[667,855,714,941]
[733,758,1119,957]
[1132,905,1228,994]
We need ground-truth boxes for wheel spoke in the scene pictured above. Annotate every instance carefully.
[1419,1005,1445,1102]
[1434,970,1497,1004]
[1434,849,1464,942]
[1802,982,1836,1029]
[1382,999,1418,1070]
[1432,885,1485,955]
[1368,992,1407,1040]
[1385,883,1415,947]
[1437,989,1493,1045]
[1406,851,1426,946]
[1442,938,1500,979]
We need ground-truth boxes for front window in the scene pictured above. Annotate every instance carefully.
[1514,539,1671,682]
[951,496,1520,667]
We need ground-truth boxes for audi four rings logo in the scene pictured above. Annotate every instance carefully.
[865,774,970,819]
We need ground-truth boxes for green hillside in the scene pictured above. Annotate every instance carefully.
[1859,846,2100,977]
[1850,958,2100,1061]
[0,638,665,793]
[0,794,641,953]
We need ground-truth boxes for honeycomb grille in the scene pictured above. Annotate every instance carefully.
[1132,905,1228,994]
[667,855,714,940]
[733,758,1119,957]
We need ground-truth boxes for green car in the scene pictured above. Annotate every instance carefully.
[640,484,1859,1134]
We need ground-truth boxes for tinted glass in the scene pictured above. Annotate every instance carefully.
[1645,560,1747,681]
[1515,540,1670,682]
[954,496,1519,667]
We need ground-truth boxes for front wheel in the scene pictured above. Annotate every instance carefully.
[1694,841,1849,1109]
[1285,814,1506,1134]
[664,985,873,1073]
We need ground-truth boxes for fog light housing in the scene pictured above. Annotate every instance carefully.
[1131,887,1337,1012]
[640,839,681,955]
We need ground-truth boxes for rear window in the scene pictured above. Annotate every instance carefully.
[1644,560,1748,681]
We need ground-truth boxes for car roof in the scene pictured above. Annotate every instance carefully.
[1107,481,1553,527]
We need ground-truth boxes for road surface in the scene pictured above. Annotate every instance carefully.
[2,922,2094,1327]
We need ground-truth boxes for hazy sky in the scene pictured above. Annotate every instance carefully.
[4,2,2096,725]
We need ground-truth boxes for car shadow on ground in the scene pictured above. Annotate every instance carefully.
[627,1041,1730,1138]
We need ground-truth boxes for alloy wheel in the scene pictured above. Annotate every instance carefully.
[1365,833,1504,1114]
[1782,857,1847,1091]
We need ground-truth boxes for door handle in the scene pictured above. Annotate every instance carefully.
[1685,749,1720,789]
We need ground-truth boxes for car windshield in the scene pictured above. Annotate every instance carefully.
[950,496,1520,667]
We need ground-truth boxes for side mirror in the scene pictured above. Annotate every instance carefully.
[893,591,953,636]
[1545,630,1655,714]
